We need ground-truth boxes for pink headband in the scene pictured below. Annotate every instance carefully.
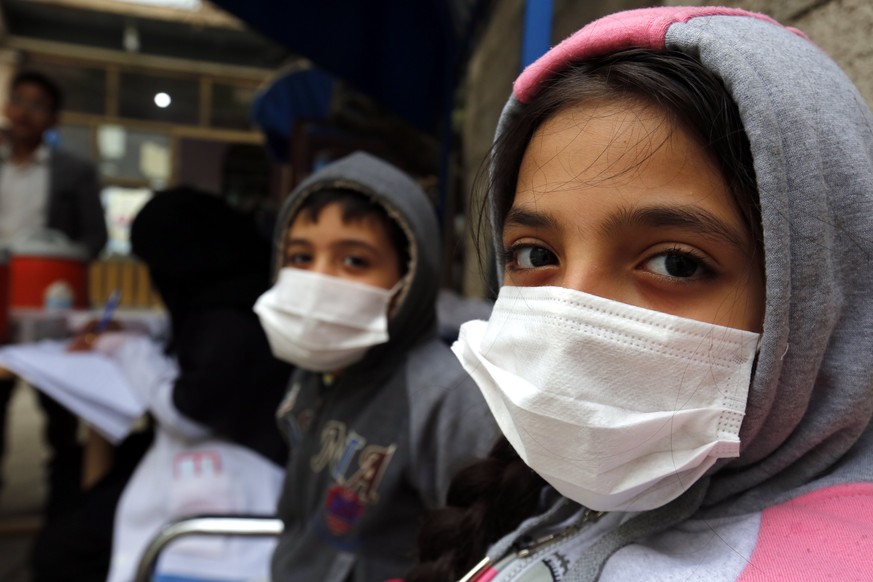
[513,6,797,103]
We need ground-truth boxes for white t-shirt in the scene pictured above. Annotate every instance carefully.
[102,336,282,582]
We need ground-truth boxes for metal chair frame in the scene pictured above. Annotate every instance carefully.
[133,514,284,582]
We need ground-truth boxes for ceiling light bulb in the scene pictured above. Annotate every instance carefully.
[154,93,171,108]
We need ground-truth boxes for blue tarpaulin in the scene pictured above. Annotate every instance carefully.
[250,67,335,160]
[210,0,486,135]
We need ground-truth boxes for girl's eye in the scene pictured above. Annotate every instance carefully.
[643,249,711,280]
[508,245,558,269]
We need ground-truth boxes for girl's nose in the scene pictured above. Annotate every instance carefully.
[559,264,624,304]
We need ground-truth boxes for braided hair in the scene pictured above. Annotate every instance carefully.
[407,437,545,581]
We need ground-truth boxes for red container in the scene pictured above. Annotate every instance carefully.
[9,231,88,310]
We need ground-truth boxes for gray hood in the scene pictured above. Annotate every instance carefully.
[494,7,873,516]
[273,151,441,356]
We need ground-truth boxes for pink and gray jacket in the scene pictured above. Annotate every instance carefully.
[472,7,873,581]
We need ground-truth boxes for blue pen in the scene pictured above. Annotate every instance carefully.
[94,290,121,334]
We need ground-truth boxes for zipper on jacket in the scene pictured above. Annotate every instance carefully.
[458,509,606,580]
[309,373,338,433]
[511,508,606,558]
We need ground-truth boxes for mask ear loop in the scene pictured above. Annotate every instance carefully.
[388,278,405,296]
[386,275,409,319]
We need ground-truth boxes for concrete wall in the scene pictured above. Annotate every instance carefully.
[459,0,651,297]
[459,0,873,297]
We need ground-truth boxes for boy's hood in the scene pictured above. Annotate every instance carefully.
[273,151,440,352]
[495,7,873,515]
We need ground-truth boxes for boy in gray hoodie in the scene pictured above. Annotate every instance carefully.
[254,151,496,581]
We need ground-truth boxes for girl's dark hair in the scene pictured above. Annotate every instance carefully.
[488,48,761,257]
[295,188,410,276]
[407,49,761,582]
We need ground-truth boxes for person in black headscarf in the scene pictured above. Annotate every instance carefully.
[131,186,292,465]
[32,186,292,582]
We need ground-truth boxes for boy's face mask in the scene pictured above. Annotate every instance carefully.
[254,268,401,372]
[452,284,760,512]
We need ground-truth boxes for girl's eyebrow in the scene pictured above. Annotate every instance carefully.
[503,207,562,232]
[602,205,747,249]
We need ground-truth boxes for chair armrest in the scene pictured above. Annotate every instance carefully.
[133,514,284,582]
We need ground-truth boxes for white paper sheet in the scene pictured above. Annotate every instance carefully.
[0,341,148,443]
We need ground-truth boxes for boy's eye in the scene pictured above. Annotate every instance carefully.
[508,245,558,269]
[343,256,370,269]
[285,252,312,267]
[643,250,711,280]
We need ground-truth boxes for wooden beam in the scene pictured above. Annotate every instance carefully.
[61,110,264,144]
[20,0,245,30]
[198,76,211,127]
[106,64,120,117]
[5,36,275,83]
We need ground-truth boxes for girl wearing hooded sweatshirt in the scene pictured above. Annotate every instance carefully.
[407,6,873,582]
[253,152,496,581]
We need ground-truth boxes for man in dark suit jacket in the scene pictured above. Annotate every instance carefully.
[1,72,107,257]
[43,148,108,259]
[0,71,107,518]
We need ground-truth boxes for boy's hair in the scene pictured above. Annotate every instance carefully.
[11,71,63,114]
[295,189,410,276]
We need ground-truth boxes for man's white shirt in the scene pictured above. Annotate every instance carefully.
[0,144,50,242]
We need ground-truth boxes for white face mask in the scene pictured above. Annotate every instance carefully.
[254,268,400,372]
[452,285,760,512]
